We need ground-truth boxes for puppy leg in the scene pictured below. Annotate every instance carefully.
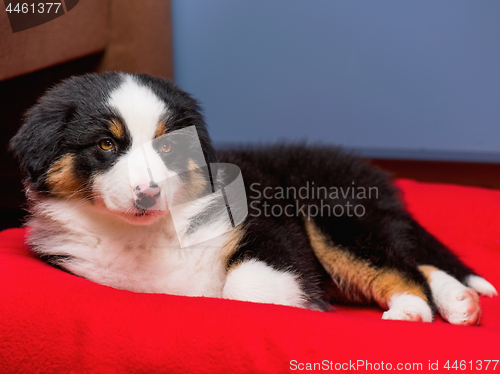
[409,221,497,325]
[373,269,434,322]
[418,265,494,325]
[305,220,433,322]
[410,219,497,298]
[222,259,307,308]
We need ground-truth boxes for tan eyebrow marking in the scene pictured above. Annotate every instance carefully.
[183,159,209,201]
[108,119,125,139]
[155,121,168,138]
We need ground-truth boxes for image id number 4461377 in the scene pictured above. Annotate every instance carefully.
[5,2,62,14]
[444,360,499,371]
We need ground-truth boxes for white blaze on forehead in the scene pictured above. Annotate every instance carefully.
[108,74,167,147]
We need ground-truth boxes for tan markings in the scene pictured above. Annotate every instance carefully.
[109,119,124,139]
[371,269,428,309]
[418,265,439,282]
[46,154,85,198]
[304,220,427,309]
[184,159,208,201]
[155,121,168,138]
[221,226,245,270]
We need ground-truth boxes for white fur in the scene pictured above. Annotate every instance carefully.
[427,270,481,325]
[27,198,233,297]
[466,275,498,297]
[382,293,433,322]
[108,74,168,147]
[222,259,306,308]
[170,191,233,248]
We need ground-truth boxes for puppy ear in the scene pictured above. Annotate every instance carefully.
[9,96,75,190]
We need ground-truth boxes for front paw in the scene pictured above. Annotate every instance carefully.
[382,293,434,323]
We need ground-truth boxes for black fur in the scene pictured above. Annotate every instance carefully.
[10,73,125,192]
[218,144,475,310]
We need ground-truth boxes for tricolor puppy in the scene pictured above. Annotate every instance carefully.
[10,72,497,325]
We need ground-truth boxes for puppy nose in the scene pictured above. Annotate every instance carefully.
[134,182,161,210]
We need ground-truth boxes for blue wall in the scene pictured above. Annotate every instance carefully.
[172,1,500,162]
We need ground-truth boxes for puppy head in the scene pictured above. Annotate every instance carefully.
[10,72,218,225]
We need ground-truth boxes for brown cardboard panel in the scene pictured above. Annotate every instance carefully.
[0,0,108,81]
[65,0,80,12]
[97,0,173,79]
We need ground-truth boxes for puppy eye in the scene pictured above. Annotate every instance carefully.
[98,139,115,151]
[161,141,172,153]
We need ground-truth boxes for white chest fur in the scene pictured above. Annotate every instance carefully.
[27,199,232,297]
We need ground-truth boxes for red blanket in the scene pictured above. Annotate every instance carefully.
[1,179,499,373]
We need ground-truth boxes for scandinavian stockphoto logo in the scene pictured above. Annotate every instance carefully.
[128,126,248,248]
[3,0,79,33]
[248,181,379,219]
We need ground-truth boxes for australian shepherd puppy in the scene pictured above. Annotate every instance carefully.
[10,72,497,325]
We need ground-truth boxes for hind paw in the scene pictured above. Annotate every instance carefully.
[466,275,498,297]
[382,294,433,322]
[429,270,483,325]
